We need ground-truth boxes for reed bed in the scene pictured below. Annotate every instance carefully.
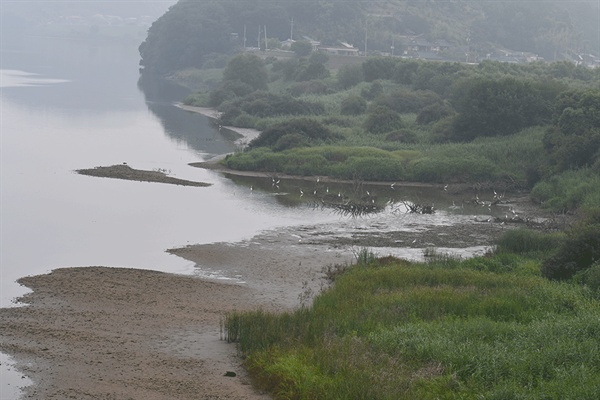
[225,254,600,399]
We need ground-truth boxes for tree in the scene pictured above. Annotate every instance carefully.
[447,77,554,141]
[362,57,397,82]
[337,64,364,89]
[341,95,367,115]
[543,90,600,172]
[250,118,335,149]
[541,210,600,280]
[364,106,404,134]
[222,54,268,91]
[290,40,312,57]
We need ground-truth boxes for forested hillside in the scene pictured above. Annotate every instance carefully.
[139,0,600,75]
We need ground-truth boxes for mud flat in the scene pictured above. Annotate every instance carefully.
[76,164,211,187]
[0,267,273,399]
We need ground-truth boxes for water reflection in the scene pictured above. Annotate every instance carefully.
[137,73,238,157]
[225,173,507,219]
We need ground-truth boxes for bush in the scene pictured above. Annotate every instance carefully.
[332,156,406,181]
[531,168,600,212]
[340,95,367,115]
[250,118,335,149]
[385,129,418,144]
[273,133,310,151]
[541,210,600,280]
[496,229,563,256]
[410,156,499,183]
[416,102,455,125]
[290,40,312,57]
[448,77,554,141]
[364,106,404,134]
[375,89,443,114]
[219,92,325,123]
[232,112,257,128]
[362,57,398,81]
[337,64,364,89]
[360,80,384,100]
[294,60,330,82]
[288,80,329,96]
[209,81,255,107]
[574,261,600,292]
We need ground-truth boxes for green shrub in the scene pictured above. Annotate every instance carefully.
[541,210,600,280]
[273,133,310,151]
[364,106,404,134]
[218,92,325,125]
[574,261,600,292]
[340,95,367,115]
[288,80,329,96]
[416,102,455,125]
[410,156,498,183]
[385,129,418,144]
[335,156,406,181]
[362,57,398,81]
[232,112,257,128]
[375,89,442,114]
[360,80,383,100]
[250,118,335,149]
[531,168,600,212]
[336,63,364,89]
[208,80,254,107]
[496,229,564,256]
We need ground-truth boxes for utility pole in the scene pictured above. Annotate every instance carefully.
[290,16,294,41]
[243,24,247,49]
[364,18,368,57]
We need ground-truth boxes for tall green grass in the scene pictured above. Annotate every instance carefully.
[226,256,600,399]
[531,167,600,212]
[223,125,545,186]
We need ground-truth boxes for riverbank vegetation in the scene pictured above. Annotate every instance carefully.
[139,3,600,397]
[184,52,599,214]
[225,221,600,399]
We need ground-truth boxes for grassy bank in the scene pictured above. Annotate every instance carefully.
[223,128,545,186]
[225,243,600,399]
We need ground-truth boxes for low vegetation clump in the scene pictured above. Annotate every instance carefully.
[225,231,600,399]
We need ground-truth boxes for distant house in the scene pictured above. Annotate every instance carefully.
[407,38,450,53]
[302,36,322,51]
[318,41,360,56]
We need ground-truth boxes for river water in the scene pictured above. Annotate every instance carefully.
[1,33,513,397]
[0,34,349,397]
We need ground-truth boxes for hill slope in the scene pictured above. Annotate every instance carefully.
[139,0,600,75]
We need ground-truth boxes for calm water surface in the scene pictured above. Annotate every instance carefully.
[0,35,348,306]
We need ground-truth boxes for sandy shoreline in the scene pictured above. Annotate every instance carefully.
[0,266,278,399]
[175,104,261,148]
[0,232,353,399]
